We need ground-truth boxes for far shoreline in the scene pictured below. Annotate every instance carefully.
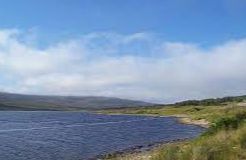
[94,111,210,128]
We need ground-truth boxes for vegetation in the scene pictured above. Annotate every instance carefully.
[0,92,152,111]
[102,97,246,160]
[174,95,246,106]
[101,104,246,123]
[151,113,246,160]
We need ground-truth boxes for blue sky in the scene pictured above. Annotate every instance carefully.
[0,0,246,103]
[0,0,246,46]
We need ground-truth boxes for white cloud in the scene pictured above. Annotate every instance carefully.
[0,29,246,103]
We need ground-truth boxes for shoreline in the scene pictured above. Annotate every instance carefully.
[93,112,209,160]
[95,137,193,160]
[173,114,209,128]
[95,111,210,128]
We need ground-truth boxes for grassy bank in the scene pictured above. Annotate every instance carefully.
[101,100,246,160]
[151,113,246,160]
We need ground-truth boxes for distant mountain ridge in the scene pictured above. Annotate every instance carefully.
[0,92,153,111]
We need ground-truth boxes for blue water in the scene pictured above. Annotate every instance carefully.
[0,111,204,160]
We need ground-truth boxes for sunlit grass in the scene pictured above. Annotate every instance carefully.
[101,103,246,123]
[102,101,246,160]
[151,123,246,160]
[149,109,246,160]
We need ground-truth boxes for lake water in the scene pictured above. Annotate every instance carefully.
[0,111,204,160]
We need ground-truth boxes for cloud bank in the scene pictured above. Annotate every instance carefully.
[0,29,246,103]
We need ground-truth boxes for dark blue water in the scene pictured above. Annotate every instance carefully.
[0,111,204,160]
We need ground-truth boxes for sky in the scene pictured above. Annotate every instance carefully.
[0,0,246,103]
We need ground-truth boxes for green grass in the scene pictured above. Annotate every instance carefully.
[101,102,246,160]
[151,121,246,160]
[101,103,246,122]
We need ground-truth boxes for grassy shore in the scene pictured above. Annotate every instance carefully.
[100,100,246,160]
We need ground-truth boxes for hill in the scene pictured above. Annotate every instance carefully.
[0,92,153,111]
[174,95,246,106]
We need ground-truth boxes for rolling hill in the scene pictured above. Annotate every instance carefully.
[0,92,153,111]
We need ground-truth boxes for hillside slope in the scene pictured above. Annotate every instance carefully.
[0,92,153,111]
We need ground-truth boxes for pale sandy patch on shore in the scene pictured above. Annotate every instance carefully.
[172,114,209,128]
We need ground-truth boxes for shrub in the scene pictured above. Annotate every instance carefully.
[205,112,246,135]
